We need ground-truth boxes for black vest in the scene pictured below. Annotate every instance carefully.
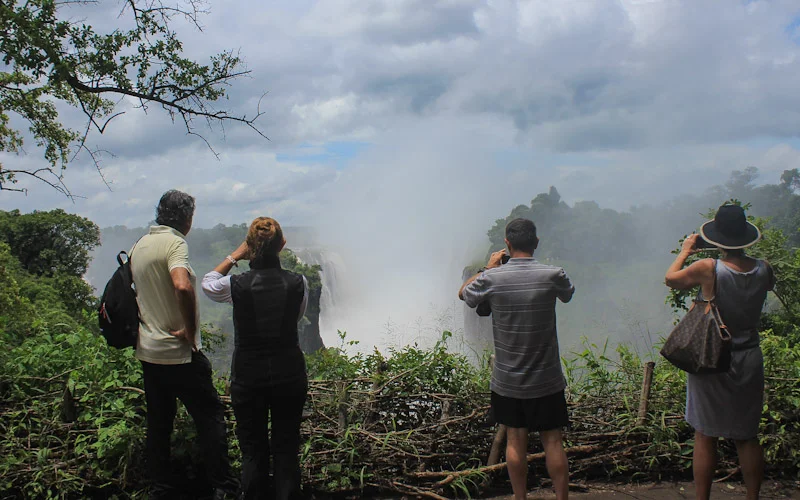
[229,255,306,386]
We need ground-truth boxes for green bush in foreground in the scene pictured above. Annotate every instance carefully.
[2,324,797,498]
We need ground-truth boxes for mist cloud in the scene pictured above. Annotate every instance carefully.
[3,0,800,273]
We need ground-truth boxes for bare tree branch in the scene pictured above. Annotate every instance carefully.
[1,0,270,197]
[65,75,269,140]
[0,168,80,200]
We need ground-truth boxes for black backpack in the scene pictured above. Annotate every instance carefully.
[98,250,140,349]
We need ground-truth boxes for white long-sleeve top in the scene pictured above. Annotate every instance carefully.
[201,271,309,322]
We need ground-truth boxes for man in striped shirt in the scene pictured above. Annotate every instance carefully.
[459,218,575,500]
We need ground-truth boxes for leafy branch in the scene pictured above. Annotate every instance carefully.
[0,0,268,197]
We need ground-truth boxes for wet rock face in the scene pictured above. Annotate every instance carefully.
[300,284,325,353]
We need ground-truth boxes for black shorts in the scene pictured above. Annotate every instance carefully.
[490,390,570,431]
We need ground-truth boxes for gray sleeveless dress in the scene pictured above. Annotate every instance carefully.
[685,258,773,440]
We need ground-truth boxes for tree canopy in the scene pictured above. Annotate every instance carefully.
[0,208,100,319]
[484,168,800,265]
[0,0,265,196]
[0,208,99,277]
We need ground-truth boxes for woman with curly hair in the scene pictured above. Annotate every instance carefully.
[202,217,309,500]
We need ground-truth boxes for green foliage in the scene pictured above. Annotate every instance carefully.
[0,239,233,497]
[2,320,799,498]
[307,330,489,397]
[0,242,35,338]
[0,252,96,344]
[0,208,100,320]
[0,0,262,194]
[0,209,100,277]
[485,186,640,264]
[0,242,90,342]
[723,167,800,247]
[0,323,146,497]
[306,330,365,380]
[281,249,323,296]
[301,331,494,497]
[760,330,800,472]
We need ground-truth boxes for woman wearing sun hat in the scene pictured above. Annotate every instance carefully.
[664,203,775,500]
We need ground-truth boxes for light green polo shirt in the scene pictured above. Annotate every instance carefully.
[131,225,200,365]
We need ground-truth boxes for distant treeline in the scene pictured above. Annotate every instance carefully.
[0,212,325,362]
[484,167,800,265]
[461,168,800,349]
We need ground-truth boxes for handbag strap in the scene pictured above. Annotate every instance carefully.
[708,259,730,334]
[712,258,718,301]
[703,258,718,302]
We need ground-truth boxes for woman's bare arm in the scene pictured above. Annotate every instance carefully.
[665,234,714,290]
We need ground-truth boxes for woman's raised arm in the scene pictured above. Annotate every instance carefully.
[202,241,250,303]
[665,234,714,290]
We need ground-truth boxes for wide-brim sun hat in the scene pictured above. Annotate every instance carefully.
[699,204,761,250]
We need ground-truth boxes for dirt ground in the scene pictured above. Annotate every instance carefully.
[486,480,800,500]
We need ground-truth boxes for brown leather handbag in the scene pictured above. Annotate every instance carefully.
[660,260,732,374]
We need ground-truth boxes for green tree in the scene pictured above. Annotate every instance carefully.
[780,168,800,193]
[0,242,34,337]
[724,166,759,199]
[0,0,265,195]
[0,209,100,276]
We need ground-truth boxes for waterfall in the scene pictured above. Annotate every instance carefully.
[294,249,494,355]
[294,248,352,347]
[460,268,493,354]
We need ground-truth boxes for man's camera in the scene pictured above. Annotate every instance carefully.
[501,254,511,264]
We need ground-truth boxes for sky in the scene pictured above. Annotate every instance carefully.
[3,0,800,346]
[2,0,800,230]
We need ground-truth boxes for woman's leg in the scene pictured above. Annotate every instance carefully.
[231,383,270,500]
[269,379,308,500]
[505,427,529,500]
[693,431,718,500]
[735,438,763,500]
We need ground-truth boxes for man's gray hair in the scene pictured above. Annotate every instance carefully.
[155,190,195,231]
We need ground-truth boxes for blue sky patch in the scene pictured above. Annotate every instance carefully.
[786,14,800,43]
[277,141,370,169]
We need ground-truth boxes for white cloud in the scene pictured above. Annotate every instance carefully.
[4,0,800,258]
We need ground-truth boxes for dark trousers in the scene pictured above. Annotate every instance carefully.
[141,351,238,499]
[231,379,308,500]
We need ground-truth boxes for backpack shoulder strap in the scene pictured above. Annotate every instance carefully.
[116,251,129,268]
[128,235,145,258]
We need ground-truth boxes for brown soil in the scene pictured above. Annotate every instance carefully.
[485,481,800,500]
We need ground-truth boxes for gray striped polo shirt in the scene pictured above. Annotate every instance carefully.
[462,258,575,399]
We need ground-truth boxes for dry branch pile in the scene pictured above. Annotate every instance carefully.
[294,336,800,498]
[295,374,689,498]
[2,330,798,499]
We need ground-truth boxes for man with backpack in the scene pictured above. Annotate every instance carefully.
[131,190,237,499]
[459,218,575,500]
